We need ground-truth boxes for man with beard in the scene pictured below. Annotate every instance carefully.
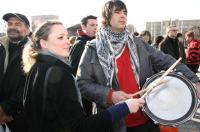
[0,13,31,132]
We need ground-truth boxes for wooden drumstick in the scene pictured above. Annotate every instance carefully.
[130,80,166,98]
[141,57,182,99]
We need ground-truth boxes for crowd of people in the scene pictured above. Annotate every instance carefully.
[0,0,200,132]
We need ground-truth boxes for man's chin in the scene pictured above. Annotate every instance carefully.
[8,36,23,42]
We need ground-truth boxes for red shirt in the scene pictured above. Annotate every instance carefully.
[116,45,147,127]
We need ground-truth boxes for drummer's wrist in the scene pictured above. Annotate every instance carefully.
[195,81,200,91]
[107,89,114,106]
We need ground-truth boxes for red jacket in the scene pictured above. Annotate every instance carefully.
[186,39,200,64]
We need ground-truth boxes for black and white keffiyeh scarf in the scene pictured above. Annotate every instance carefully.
[96,27,140,87]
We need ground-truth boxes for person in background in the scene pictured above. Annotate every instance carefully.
[69,15,98,116]
[69,36,77,49]
[185,31,200,73]
[22,21,145,132]
[177,33,184,44]
[151,35,164,49]
[0,13,31,132]
[159,25,186,64]
[140,30,152,45]
[76,0,200,132]
[69,15,98,75]
[133,32,139,37]
[177,32,187,50]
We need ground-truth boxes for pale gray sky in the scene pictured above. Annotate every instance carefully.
[0,0,200,32]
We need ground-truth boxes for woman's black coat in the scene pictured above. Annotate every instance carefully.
[23,54,113,132]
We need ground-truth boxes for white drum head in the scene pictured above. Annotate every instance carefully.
[146,76,192,120]
[142,73,198,126]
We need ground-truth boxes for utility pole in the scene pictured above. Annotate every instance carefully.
[161,21,163,35]
[153,23,155,42]
[170,18,172,25]
[150,22,153,38]
[181,20,183,33]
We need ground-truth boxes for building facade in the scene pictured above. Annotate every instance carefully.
[32,15,59,31]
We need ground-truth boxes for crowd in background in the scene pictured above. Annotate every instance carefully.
[69,24,200,74]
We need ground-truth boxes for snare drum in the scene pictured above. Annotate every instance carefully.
[142,72,199,126]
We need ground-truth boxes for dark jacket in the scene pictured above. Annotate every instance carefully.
[0,36,31,132]
[77,36,199,132]
[69,35,95,75]
[69,35,95,116]
[159,36,186,64]
[23,54,113,132]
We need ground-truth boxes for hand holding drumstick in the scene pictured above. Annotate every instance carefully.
[130,58,182,99]
[122,58,182,114]
[130,80,166,98]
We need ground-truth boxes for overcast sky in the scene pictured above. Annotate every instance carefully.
[0,0,200,32]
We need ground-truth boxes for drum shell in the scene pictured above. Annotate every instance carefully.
[142,72,199,126]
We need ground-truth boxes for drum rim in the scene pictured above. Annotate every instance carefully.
[142,72,199,126]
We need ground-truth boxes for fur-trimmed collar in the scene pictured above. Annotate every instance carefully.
[0,36,9,48]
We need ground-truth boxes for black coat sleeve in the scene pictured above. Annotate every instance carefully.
[47,67,113,132]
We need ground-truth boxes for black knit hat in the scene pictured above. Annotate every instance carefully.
[3,13,30,27]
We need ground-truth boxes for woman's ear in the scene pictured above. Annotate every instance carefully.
[40,39,47,48]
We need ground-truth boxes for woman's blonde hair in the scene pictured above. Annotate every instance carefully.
[22,21,63,73]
